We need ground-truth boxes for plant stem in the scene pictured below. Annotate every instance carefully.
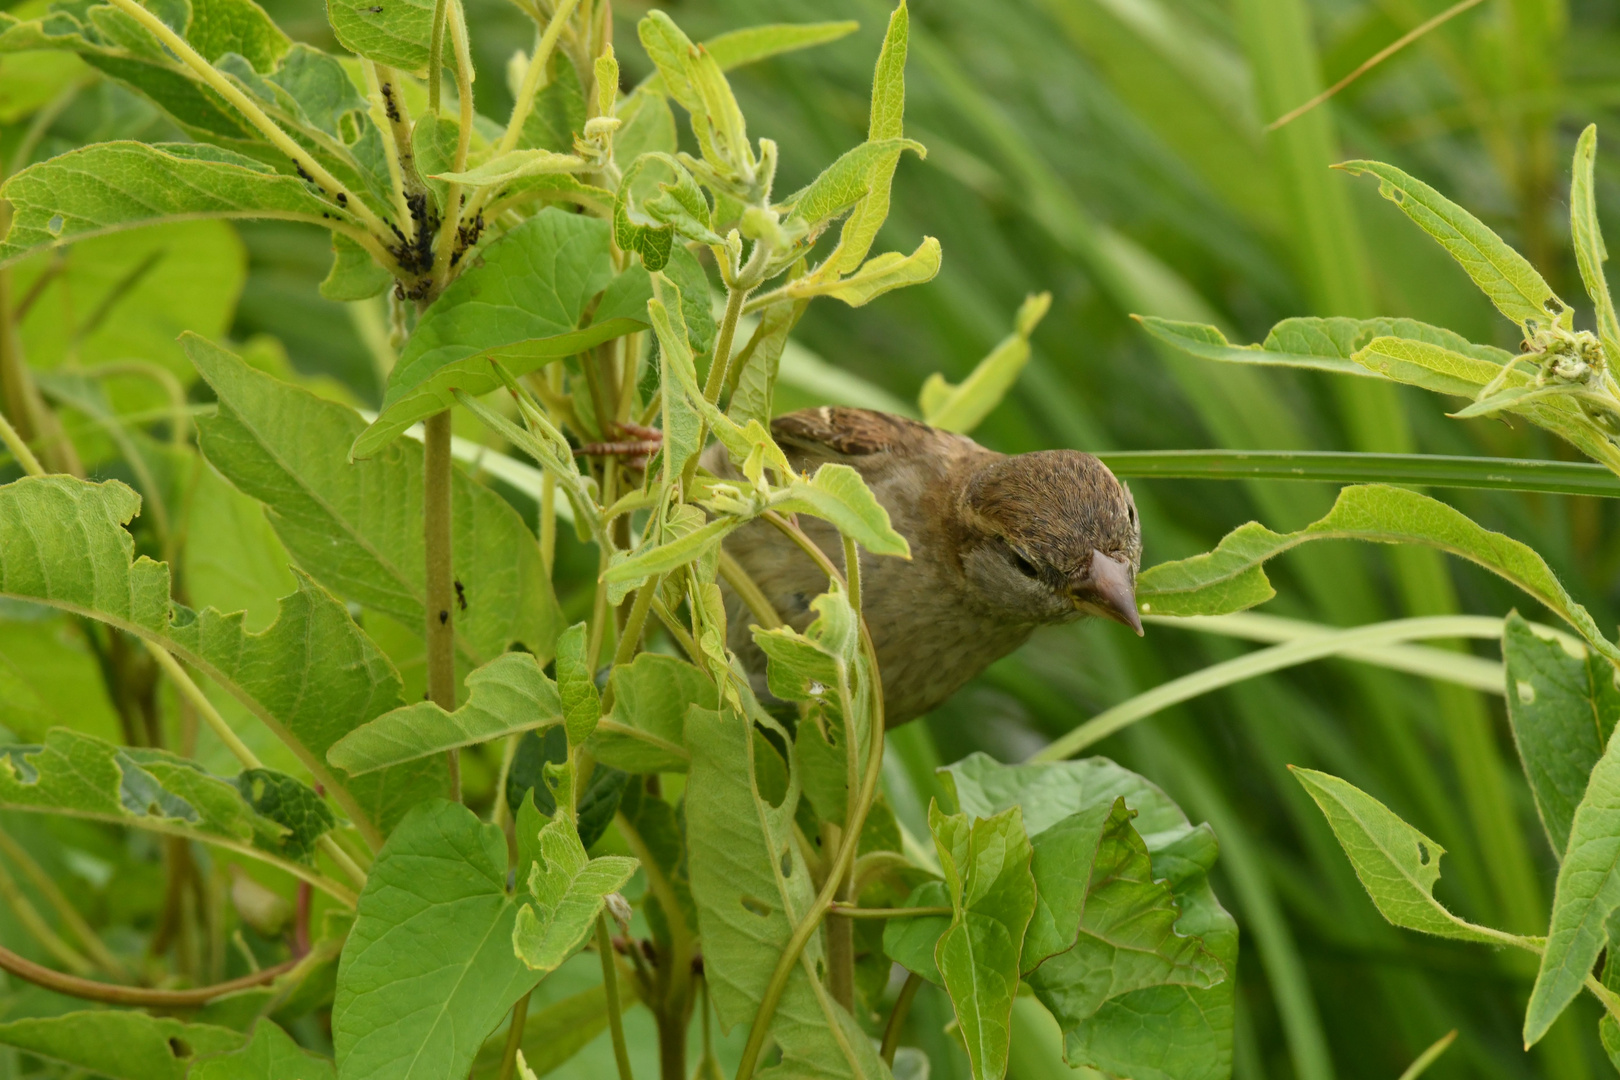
[0,856,95,976]
[827,905,954,919]
[0,407,42,476]
[423,411,460,801]
[649,596,702,663]
[0,829,128,980]
[539,473,557,573]
[718,550,782,629]
[613,579,659,668]
[144,642,262,769]
[822,822,854,1010]
[842,535,861,614]
[880,971,923,1065]
[425,0,449,114]
[430,0,476,292]
[476,0,582,227]
[703,284,750,405]
[597,912,636,1080]
[496,990,531,1080]
[0,941,297,1006]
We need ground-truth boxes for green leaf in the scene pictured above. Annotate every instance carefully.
[0,142,343,267]
[752,586,860,704]
[321,232,390,301]
[1291,767,1504,944]
[1571,125,1620,365]
[468,981,634,1079]
[0,728,325,869]
[334,800,541,1080]
[684,704,889,1080]
[829,0,909,274]
[636,11,754,182]
[601,516,745,587]
[590,652,713,773]
[1136,484,1620,667]
[0,474,443,844]
[326,0,432,73]
[785,138,925,232]
[1350,335,1506,398]
[189,334,560,669]
[554,623,599,747]
[705,20,858,69]
[430,149,587,189]
[183,440,297,633]
[0,1011,243,1079]
[188,0,290,71]
[728,298,807,429]
[512,813,638,974]
[505,730,627,850]
[1502,610,1620,857]
[354,211,647,457]
[329,652,563,776]
[921,292,1050,433]
[1337,159,1570,331]
[1526,721,1620,1044]
[1135,314,1511,380]
[774,465,911,557]
[191,1020,335,1080]
[930,801,1035,1080]
[787,238,942,308]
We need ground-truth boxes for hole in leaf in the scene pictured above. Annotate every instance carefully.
[1516,679,1536,705]
[740,896,772,917]
[46,215,63,235]
[1416,842,1431,866]
[779,847,792,877]
[752,726,790,809]
[168,1037,193,1059]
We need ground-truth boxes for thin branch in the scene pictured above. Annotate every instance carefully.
[880,971,923,1065]
[0,407,43,476]
[1265,0,1487,131]
[144,643,263,769]
[496,990,531,1080]
[0,855,95,976]
[597,913,635,1080]
[0,829,129,980]
[826,905,953,919]
[718,549,783,630]
[0,941,298,1007]
[423,411,460,801]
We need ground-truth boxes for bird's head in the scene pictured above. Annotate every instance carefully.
[956,449,1143,634]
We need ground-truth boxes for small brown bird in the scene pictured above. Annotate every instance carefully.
[716,407,1143,726]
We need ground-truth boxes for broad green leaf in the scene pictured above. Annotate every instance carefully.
[1351,335,1508,398]
[322,233,390,301]
[0,1011,242,1079]
[933,753,1236,1079]
[1136,484,1620,666]
[1024,799,1222,1031]
[334,800,541,1080]
[430,149,587,189]
[188,0,290,71]
[1571,125,1620,364]
[329,652,563,776]
[0,142,344,266]
[191,1020,335,1080]
[787,238,942,308]
[1291,768,1502,943]
[13,219,246,380]
[590,652,713,773]
[685,704,890,1080]
[554,623,599,747]
[506,731,627,850]
[0,474,444,844]
[619,776,696,951]
[1135,314,1511,380]
[1502,611,1620,857]
[752,586,861,705]
[1527,722,1620,1044]
[190,334,560,668]
[185,456,297,633]
[354,211,649,456]
[921,292,1050,433]
[775,465,911,557]
[930,801,1035,1080]
[512,813,638,974]
[785,138,925,232]
[326,0,432,73]
[1337,159,1570,331]
[602,516,745,587]
[0,728,328,869]
[704,20,858,69]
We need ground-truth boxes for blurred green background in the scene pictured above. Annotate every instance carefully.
[6,0,1620,1074]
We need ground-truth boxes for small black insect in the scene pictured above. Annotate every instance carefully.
[335,192,348,207]
[454,580,467,611]
[438,609,449,625]
[294,163,313,182]
[367,5,382,12]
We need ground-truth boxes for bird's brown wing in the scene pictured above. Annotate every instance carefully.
[770,407,935,461]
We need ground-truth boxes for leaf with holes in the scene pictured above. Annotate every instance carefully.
[0,1010,243,1080]
[512,812,638,975]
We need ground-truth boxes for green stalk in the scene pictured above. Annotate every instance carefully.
[0,830,128,980]
[0,406,42,476]
[880,971,923,1065]
[597,913,635,1080]
[0,857,95,976]
[495,991,530,1080]
[423,411,460,802]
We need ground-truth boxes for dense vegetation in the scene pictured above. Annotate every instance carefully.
[1,0,1620,1077]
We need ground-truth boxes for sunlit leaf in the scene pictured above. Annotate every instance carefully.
[921,292,1050,433]
[326,0,432,73]
[1570,125,1620,364]
[787,238,941,307]
[512,812,638,974]
[0,1011,242,1080]
[590,652,713,773]
[191,1020,335,1080]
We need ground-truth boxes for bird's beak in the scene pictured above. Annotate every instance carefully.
[1073,550,1143,636]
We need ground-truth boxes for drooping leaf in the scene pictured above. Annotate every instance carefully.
[1502,610,1620,857]
[774,465,911,557]
[189,334,560,668]
[333,800,541,1080]
[1526,723,1620,1044]
[684,704,890,1080]
[644,21,857,88]
[190,1020,335,1080]
[590,652,713,773]
[929,801,1035,1080]
[1337,159,1570,331]
[0,1010,243,1080]
[1291,767,1503,944]
[329,652,563,776]
[0,474,443,844]
[920,292,1050,433]
[1135,314,1512,380]
[0,142,344,266]
[786,238,942,307]
[512,812,638,975]
[1136,484,1620,666]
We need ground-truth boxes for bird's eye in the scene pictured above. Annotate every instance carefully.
[1012,552,1040,579]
